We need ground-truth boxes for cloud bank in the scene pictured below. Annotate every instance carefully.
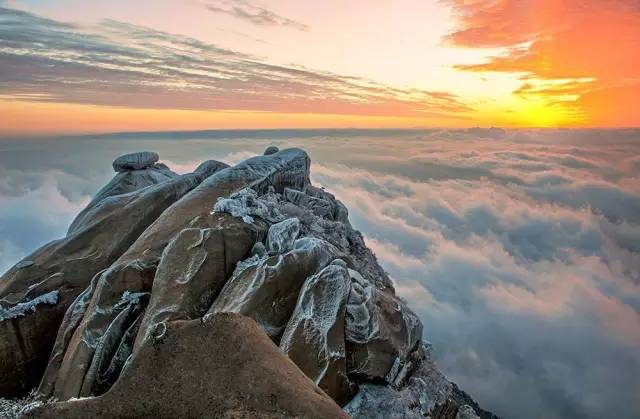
[1,129,639,418]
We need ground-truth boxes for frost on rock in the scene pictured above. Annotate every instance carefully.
[0,148,494,419]
[345,271,423,380]
[208,237,340,339]
[280,259,354,404]
[213,188,286,225]
[112,152,159,172]
[212,186,393,290]
[0,291,59,321]
[0,392,50,419]
[266,218,300,254]
[120,291,148,304]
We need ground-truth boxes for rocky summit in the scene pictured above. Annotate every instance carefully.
[0,148,497,419]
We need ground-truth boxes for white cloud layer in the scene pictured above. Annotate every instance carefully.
[1,128,639,418]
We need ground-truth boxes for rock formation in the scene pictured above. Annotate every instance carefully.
[0,148,497,419]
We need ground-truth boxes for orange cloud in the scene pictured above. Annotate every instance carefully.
[446,0,640,127]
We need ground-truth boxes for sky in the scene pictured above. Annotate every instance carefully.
[0,0,639,134]
[1,128,639,418]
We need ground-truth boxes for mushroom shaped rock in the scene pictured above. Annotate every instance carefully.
[264,145,279,155]
[208,237,340,339]
[280,259,355,405]
[25,314,349,419]
[112,151,159,172]
[345,270,423,381]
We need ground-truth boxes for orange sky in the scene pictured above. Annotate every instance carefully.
[0,0,638,134]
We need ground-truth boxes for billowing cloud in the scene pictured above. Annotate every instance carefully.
[1,129,639,418]
[0,7,469,119]
[200,0,309,31]
[445,0,640,126]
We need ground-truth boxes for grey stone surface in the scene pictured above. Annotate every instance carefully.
[0,170,202,397]
[345,269,423,380]
[280,260,354,404]
[266,218,300,254]
[209,237,339,338]
[26,314,348,419]
[264,145,279,155]
[38,148,310,400]
[112,151,159,172]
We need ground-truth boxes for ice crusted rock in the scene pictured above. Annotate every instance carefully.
[112,152,159,172]
[284,187,335,219]
[0,291,59,321]
[0,392,49,419]
[208,237,340,339]
[39,149,308,401]
[68,157,230,236]
[280,260,354,404]
[0,147,495,419]
[345,343,496,419]
[345,269,423,380]
[134,221,254,348]
[266,218,300,254]
[193,160,230,178]
[15,260,34,270]
[0,169,204,396]
[213,187,286,224]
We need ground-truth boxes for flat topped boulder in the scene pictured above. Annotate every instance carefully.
[112,152,159,172]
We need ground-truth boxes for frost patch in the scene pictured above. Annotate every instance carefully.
[212,188,286,225]
[231,253,267,277]
[120,291,148,304]
[0,391,51,419]
[0,291,59,321]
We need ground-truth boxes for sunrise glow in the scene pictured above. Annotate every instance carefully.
[0,0,638,135]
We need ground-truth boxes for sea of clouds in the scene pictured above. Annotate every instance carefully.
[1,128,639,419]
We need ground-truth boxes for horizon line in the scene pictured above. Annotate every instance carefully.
[2,126,640,141]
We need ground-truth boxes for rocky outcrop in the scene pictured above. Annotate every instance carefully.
[134,219,255,348]
[0,147,495,418]
[345,269,423,380]
[280,260,354,404]
[344,343,498,419]
[26,313,348,419]
[208,236,339,339]
[0,154,224,397]
[38,150,308,400]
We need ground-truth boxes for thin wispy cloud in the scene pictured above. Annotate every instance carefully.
[200,0,309,31]
[0,7,470,118]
